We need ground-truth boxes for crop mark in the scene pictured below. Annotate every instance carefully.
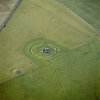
[47,64,63,99]
[48,62,67,100]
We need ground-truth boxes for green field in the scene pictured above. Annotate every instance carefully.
[56,0,100,31]
[0,0,100,100]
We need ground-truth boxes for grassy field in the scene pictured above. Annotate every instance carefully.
[56,0,100,31]
[1,40,100,100]
[0,0,100,100]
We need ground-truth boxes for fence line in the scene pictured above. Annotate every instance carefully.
[0,0,22,32]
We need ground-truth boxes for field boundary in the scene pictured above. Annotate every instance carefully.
[51,0,100,35]
[0,71,24,85]
[0,0,22,32]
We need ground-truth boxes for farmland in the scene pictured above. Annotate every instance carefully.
[0,0,100,100]
[56,0,100,31]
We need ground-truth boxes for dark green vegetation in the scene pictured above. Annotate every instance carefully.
[56,0,100,31]
[0,0,100,100]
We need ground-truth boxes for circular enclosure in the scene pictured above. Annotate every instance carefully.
[24,39,62,60]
